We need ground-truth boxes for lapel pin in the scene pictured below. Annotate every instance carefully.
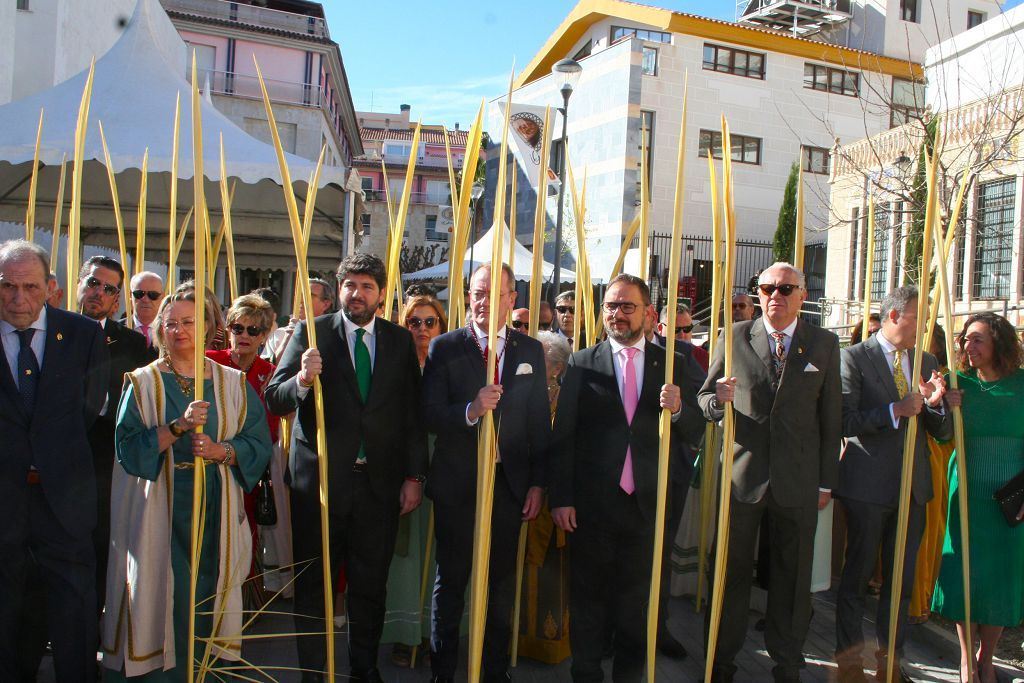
[107,336,114,344]
[653,360,659,367]
[798,347,803,354]
[56,332,63,341]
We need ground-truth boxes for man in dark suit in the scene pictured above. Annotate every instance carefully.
[835,286,952,683]
[0,240,108,682]
[550,274,704,682]
[266,253,427,683]
[698,262,842,683]
[422,262,550,683]
[75,256,151,620]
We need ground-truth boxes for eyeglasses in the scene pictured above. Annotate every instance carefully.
[555,305,575,314]
[469,290,511,301]
[603,301,637,314]
[132,289,162,301]
[538,322,552,331]
[407,316,439,330]
[510,320,529,330]
[164,318,195,331]
[229,323,265,337]
[757,283,801,297]
[85,276,120,296]
[732,302,749,309]
[676,325,694,334]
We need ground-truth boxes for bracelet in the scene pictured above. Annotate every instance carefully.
[221,441,236,466]
[405,475,426,484]
[168,419,187,438]
[297,375,314,389]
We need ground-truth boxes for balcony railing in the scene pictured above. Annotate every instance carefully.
[161,0,329,39]
[188,68,325,109]
[363,189,449,205]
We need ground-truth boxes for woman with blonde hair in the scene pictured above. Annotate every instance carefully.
[102,281,272,681]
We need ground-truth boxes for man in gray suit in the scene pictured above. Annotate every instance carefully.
[698,262,842,683]
[834,286,952,683]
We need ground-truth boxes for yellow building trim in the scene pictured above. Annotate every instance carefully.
[515,0,922,89]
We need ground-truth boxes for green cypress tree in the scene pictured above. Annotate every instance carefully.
[904,117,938,283]
[774,162,798,263]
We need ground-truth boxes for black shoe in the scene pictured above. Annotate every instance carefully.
[656,631,687,659]
[874,664,914,683]
[351,668,384,683]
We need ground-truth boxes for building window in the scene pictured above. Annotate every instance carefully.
[803,64,859,97]
[641,46,658,76]
[972,178,1016,299]
[425,214,448,241]
[361,177,373,192]
[610,26,672,44]
[954,215,967,298]
[17,0,29,10]
[640,111,655,183]
[360,213,371,236]
[891,202,904,288]
[849,207,862,298]
[890,78,925,128]
[803,146,830,175]
[900,0,919,21]
[871,203,891,299]
[698,130,762,165]
[967,10,986,28]
[702,44,766,80]
[573,40,592,61]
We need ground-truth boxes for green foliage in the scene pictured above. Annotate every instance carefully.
[773,163,799,263]
[904,117,938,284]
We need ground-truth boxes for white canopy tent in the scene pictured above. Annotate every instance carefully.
[0,0,353,273]
[404,222,578,283]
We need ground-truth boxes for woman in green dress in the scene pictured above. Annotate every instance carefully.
[932,312,1024,683]
[101,282,272,681]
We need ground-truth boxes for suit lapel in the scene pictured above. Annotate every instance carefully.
[864,335,901,404]
[778,320,811,388]
[747,320,775,374]
[638,342,661,416]
[331,313,362,405]
[0,331,22,417]
[462,326,487,381]
[35,309,64,403]
[365,322,392,407]
[501,329,518,392]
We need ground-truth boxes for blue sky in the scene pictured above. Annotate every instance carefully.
[324,0,1022,126]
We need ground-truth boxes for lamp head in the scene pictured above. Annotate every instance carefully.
[551,59,583,98]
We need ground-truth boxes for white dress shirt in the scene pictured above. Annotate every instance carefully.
[876,330,914,428]
[762,316,798,357]
[296,314,376,398]
[465,322,508,426]
[1,308,47,387]
[607,335,681,419]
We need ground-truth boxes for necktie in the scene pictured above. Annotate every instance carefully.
[354,328,372,463]
[771,331,787,381]
[619,347,639,495]
[481,337,501,385]
[140,324,151,347]
[893,349,909,399]
[16,328,39,416]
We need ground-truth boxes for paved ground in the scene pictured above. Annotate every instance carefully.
[45,589,1024,681]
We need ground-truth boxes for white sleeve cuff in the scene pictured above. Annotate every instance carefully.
[296,375,311,400]
[465,403,479,426]
[888,403,900,429]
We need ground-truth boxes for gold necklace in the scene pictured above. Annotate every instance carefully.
[165,357,198,397]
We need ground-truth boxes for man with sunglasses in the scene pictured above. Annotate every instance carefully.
[538,301,554,332]
[697,262,842,683]
[658,304,709,372]
[554,290,584,347]
[550,274,704,683]
[511,307,531,333]
[125,271,164,360]
[732,293,755,322]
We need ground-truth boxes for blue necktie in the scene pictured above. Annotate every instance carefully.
[16,328,39,416]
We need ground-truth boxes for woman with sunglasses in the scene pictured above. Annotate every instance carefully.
[383,293,449,666]
[207,294,282,609]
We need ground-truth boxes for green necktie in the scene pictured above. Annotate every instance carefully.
[355,328,371,463]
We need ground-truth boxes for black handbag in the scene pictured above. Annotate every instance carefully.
[255,467,277,526]
[993,468,1024,528]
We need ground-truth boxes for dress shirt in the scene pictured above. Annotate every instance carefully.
[1,308,47,387]
[761,316,798,357]
[607,335,680,419]
[296,314,376,399]
[874,330,941,428]
[94,317,110,416]
[465,322,508,426]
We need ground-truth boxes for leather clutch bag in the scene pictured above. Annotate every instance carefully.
[993,469,1024,528]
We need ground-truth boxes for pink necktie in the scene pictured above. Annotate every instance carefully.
[140,324,151,346]
[620,347,639,494]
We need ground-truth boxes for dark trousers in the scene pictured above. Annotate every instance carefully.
[431,471,521,681]
[0,484,96,683]
[835,497,925,668]
[659,480,690,634]
[705,487,818,681]
[570,490,655,683]
[290,472,400,677]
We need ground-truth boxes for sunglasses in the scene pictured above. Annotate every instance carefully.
[85,276,120,296]
[510,320,529,330]
[229,323,265,337]
[407,316,438,330]
[132,289,162,301]
[757,283,801,297]
[675,324,694,334]
[538,322,552,331]
[603,301,637,314]
[555,305,575,314]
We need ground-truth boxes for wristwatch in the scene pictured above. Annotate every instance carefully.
[168,419,187,438]
[221,441,237,466]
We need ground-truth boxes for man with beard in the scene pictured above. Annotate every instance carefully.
[422,262,550,683]
[76,257,150,622]
[550,274,704,682]
[266,253,427,683]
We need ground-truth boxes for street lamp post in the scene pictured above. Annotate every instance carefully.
[467,181,485,280]
[550,58,582,303]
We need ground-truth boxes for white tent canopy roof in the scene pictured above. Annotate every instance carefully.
[0,0,342,187]
[404,222,578,283]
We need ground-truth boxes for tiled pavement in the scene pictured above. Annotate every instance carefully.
[53,590,1022,681]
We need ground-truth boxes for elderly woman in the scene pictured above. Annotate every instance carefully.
[932,312,1024,683]
[516,330,573,664]
[102,282,272,681]
[207,293,281,607]
[384,294,448,666]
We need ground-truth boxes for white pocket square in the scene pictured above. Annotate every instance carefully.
[515,363,533,375]
[804,363,820,372]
